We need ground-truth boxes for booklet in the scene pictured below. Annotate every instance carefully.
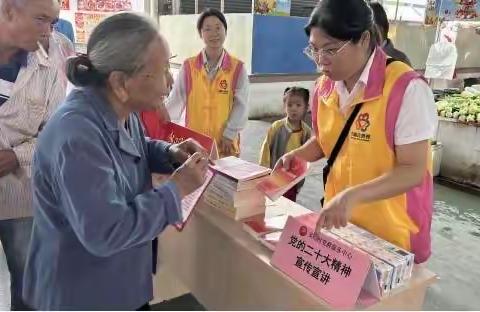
[163,121,219,160]
[256,156,309,201]
[175,169,214,231]
[210,156,271,182]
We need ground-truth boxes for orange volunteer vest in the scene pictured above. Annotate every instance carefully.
[311,49,433,264]
[183,51,244,157]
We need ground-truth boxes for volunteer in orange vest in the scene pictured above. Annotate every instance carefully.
[166,8,249,158]
[278,0,437,263]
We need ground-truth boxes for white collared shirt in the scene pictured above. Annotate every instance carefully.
[0,49,67,220]
[334,51,438,146]
[202,49,225,80]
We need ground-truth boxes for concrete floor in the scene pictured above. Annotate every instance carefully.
[1,119,479,310]
[240,119,480,311]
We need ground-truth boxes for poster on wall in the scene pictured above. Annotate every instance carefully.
[75,12,106,44]
[60,0,70,10]
[77,0,133,12]
[254,0,291,16]
[425,0,480,24]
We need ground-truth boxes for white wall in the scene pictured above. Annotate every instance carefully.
[159,13,254,73]
[249,81,316,118]
[437,119,480,187]
[391,22,480,70]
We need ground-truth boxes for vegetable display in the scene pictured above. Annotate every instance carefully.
[436,90,480,125]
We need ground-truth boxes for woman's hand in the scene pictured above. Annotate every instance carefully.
[170,152,208,198]
[315,189,359,232]
[274,151,298,171]
[219,137,235,156]
[169,138,209,164]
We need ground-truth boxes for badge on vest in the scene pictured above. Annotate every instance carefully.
[218,79,229,95]
[351,113,372,142]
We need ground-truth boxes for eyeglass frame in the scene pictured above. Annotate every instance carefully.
[303,41,351,61]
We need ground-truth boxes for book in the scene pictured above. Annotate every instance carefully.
[257,156,309,201]
[162,121,219,159]
[212,171,269,192]
[242,214,289,239]
[205,180,266,207]
[204,192,266,220]
[259,231,283,251]
[210,156,271,184]
[342,223,414,284]
[174,169,214,231]
[329,224,414,289]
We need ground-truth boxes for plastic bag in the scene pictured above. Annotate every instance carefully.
[424,41,458,80]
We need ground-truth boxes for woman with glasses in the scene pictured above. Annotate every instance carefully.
[280,0,437,264]
[23,13,209,310]
[166,8,249,158]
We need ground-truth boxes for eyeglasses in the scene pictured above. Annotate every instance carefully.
[303,41,350,61]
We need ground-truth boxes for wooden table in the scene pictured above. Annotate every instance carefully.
[153,197,438,310]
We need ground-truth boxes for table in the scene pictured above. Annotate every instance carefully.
[153,197,438,310]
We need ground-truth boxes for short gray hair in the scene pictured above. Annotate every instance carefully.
[66,12,159,86]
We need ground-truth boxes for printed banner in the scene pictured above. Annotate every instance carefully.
[75,12,107,44]
[254,0,291,16]
[77,0,132,12]
[425,0,480,24]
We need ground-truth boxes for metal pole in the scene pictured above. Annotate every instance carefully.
[221,0,225,12]
[195,0,199,14]
[394,0,400,21]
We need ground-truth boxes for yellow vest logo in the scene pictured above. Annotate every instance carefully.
[219,79,229,94]
[351,113,371,142]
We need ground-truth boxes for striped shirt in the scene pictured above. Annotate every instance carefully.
[0,48,66,220]
[49,31,75,89]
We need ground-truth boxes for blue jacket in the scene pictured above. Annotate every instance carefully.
[23,87,182,310]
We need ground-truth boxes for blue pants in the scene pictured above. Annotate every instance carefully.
[0,217,33,311]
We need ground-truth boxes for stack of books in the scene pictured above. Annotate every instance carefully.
[329,224,415,293]
[204,157,270,220]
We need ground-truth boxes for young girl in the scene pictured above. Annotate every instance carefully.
[259,87,312,202]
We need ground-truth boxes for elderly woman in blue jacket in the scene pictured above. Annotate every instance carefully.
[23,13,208,310]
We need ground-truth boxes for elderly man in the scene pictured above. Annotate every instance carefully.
[0,0,66,309]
